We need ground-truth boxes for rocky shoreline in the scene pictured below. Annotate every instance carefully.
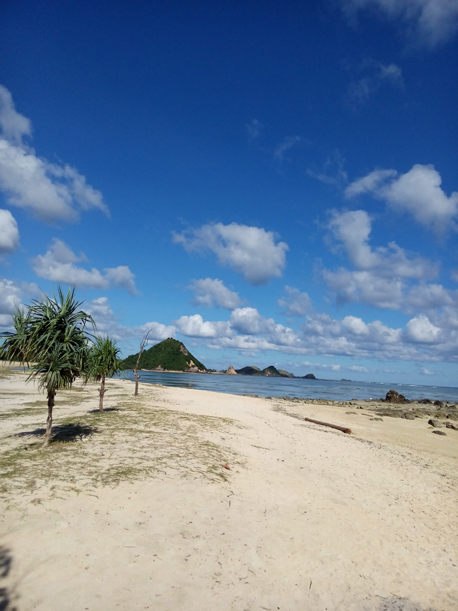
[259,389,458,430]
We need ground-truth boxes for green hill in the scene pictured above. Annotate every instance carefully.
[278,369,295,378]
[122,338,206,372]
[235,366,261,375]
[254,365,284,377]
[235,365,294,377]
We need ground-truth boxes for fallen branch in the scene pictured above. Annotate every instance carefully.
[304,417,351,434]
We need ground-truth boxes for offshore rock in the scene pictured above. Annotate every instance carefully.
[385,389,408,404]
[227,366,237,375]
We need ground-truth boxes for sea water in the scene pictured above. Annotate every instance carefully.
[117,370,458,403]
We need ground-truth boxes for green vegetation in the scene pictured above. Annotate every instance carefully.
[235,365,293,377]
[255,366,284,377]
[0,387,239,503]
[235,366,261,375]
[84,336,124,411]
[0,287,95,447]
[122,338,206,371]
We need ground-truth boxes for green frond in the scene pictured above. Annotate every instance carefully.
[1,286,95,393]
[84,336,124,383]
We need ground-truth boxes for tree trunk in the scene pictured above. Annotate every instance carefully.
[134,371,140,396]
[133,330,151,397]
[44,389,56,447]
[99,375,106,411]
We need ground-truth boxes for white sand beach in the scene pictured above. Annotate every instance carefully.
[1,367,457,611]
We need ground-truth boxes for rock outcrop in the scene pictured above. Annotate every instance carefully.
[385,389,407,404]
[227,366,237,375]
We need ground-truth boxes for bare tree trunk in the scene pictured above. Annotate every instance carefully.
[99,375,106,411]
[134,370,140,396]
[133,329,152,396]
[44,389,55,447]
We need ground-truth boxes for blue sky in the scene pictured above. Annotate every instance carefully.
[1,0,458,385]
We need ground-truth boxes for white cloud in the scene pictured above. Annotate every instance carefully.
[0,209,19,255]
[87,296,176,343]
[229,307,266,335]
[419,367,435,376]
[173,222,288,285]
[406,284,458,312]
[405,314,442,343]
[31,239,137,294]
[85,298,458,364]
[0,277,40,329]
[452,270,458,283]
[327,209,436,278]
[174,314,232,338]
[0,278,23,318]
[188,278,242,310]
[345,61,403,107]
[345,169,396,197]
[0,84,108,223]
[323,269,404,309]
[278,286,312,316]
[341,0,458,48]
[323,209,458,317]
[0,85,31,143]
[346,165,458,234]
[274,136,302,162]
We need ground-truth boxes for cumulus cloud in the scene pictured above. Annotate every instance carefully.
[345,61,403,107]
[0,84,108,223]
[0,209,19,256]
[405,314,442,343]
[174,314,232,338]
[188,278,242,310]
[323,268,403,309]
[31,239,137,294]
[341,0,458,48]
[278,286,312,316]
[229,307,267,335]
[346,165,458,234]
[328,209,436,278]
[322,209,457,313]
[173,222,288,285]
[0,277,40,328]
[0,278,23,325]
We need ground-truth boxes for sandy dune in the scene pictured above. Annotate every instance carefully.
[1,368,457,610]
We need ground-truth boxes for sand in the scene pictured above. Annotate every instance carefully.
[0,367,457,611]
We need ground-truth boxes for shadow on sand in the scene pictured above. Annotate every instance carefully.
[0,546,17,611]
[375,596,436,611]
[14,423,97,444]
[87,407,120,414]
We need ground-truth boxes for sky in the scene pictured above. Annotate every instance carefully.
[0,0,458,385]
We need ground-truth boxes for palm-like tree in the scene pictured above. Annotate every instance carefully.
[85,336,123,411]
[0,287,94,447]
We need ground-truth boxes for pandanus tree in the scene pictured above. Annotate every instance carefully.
[0,287,94,447]
[85,336,123,411]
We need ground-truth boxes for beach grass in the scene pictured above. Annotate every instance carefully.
[0,386,241,505]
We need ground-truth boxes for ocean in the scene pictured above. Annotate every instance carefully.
[117,370,458,403]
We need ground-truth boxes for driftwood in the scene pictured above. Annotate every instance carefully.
[304,417,352,435]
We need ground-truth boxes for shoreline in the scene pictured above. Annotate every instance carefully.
[1,368,458,610]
